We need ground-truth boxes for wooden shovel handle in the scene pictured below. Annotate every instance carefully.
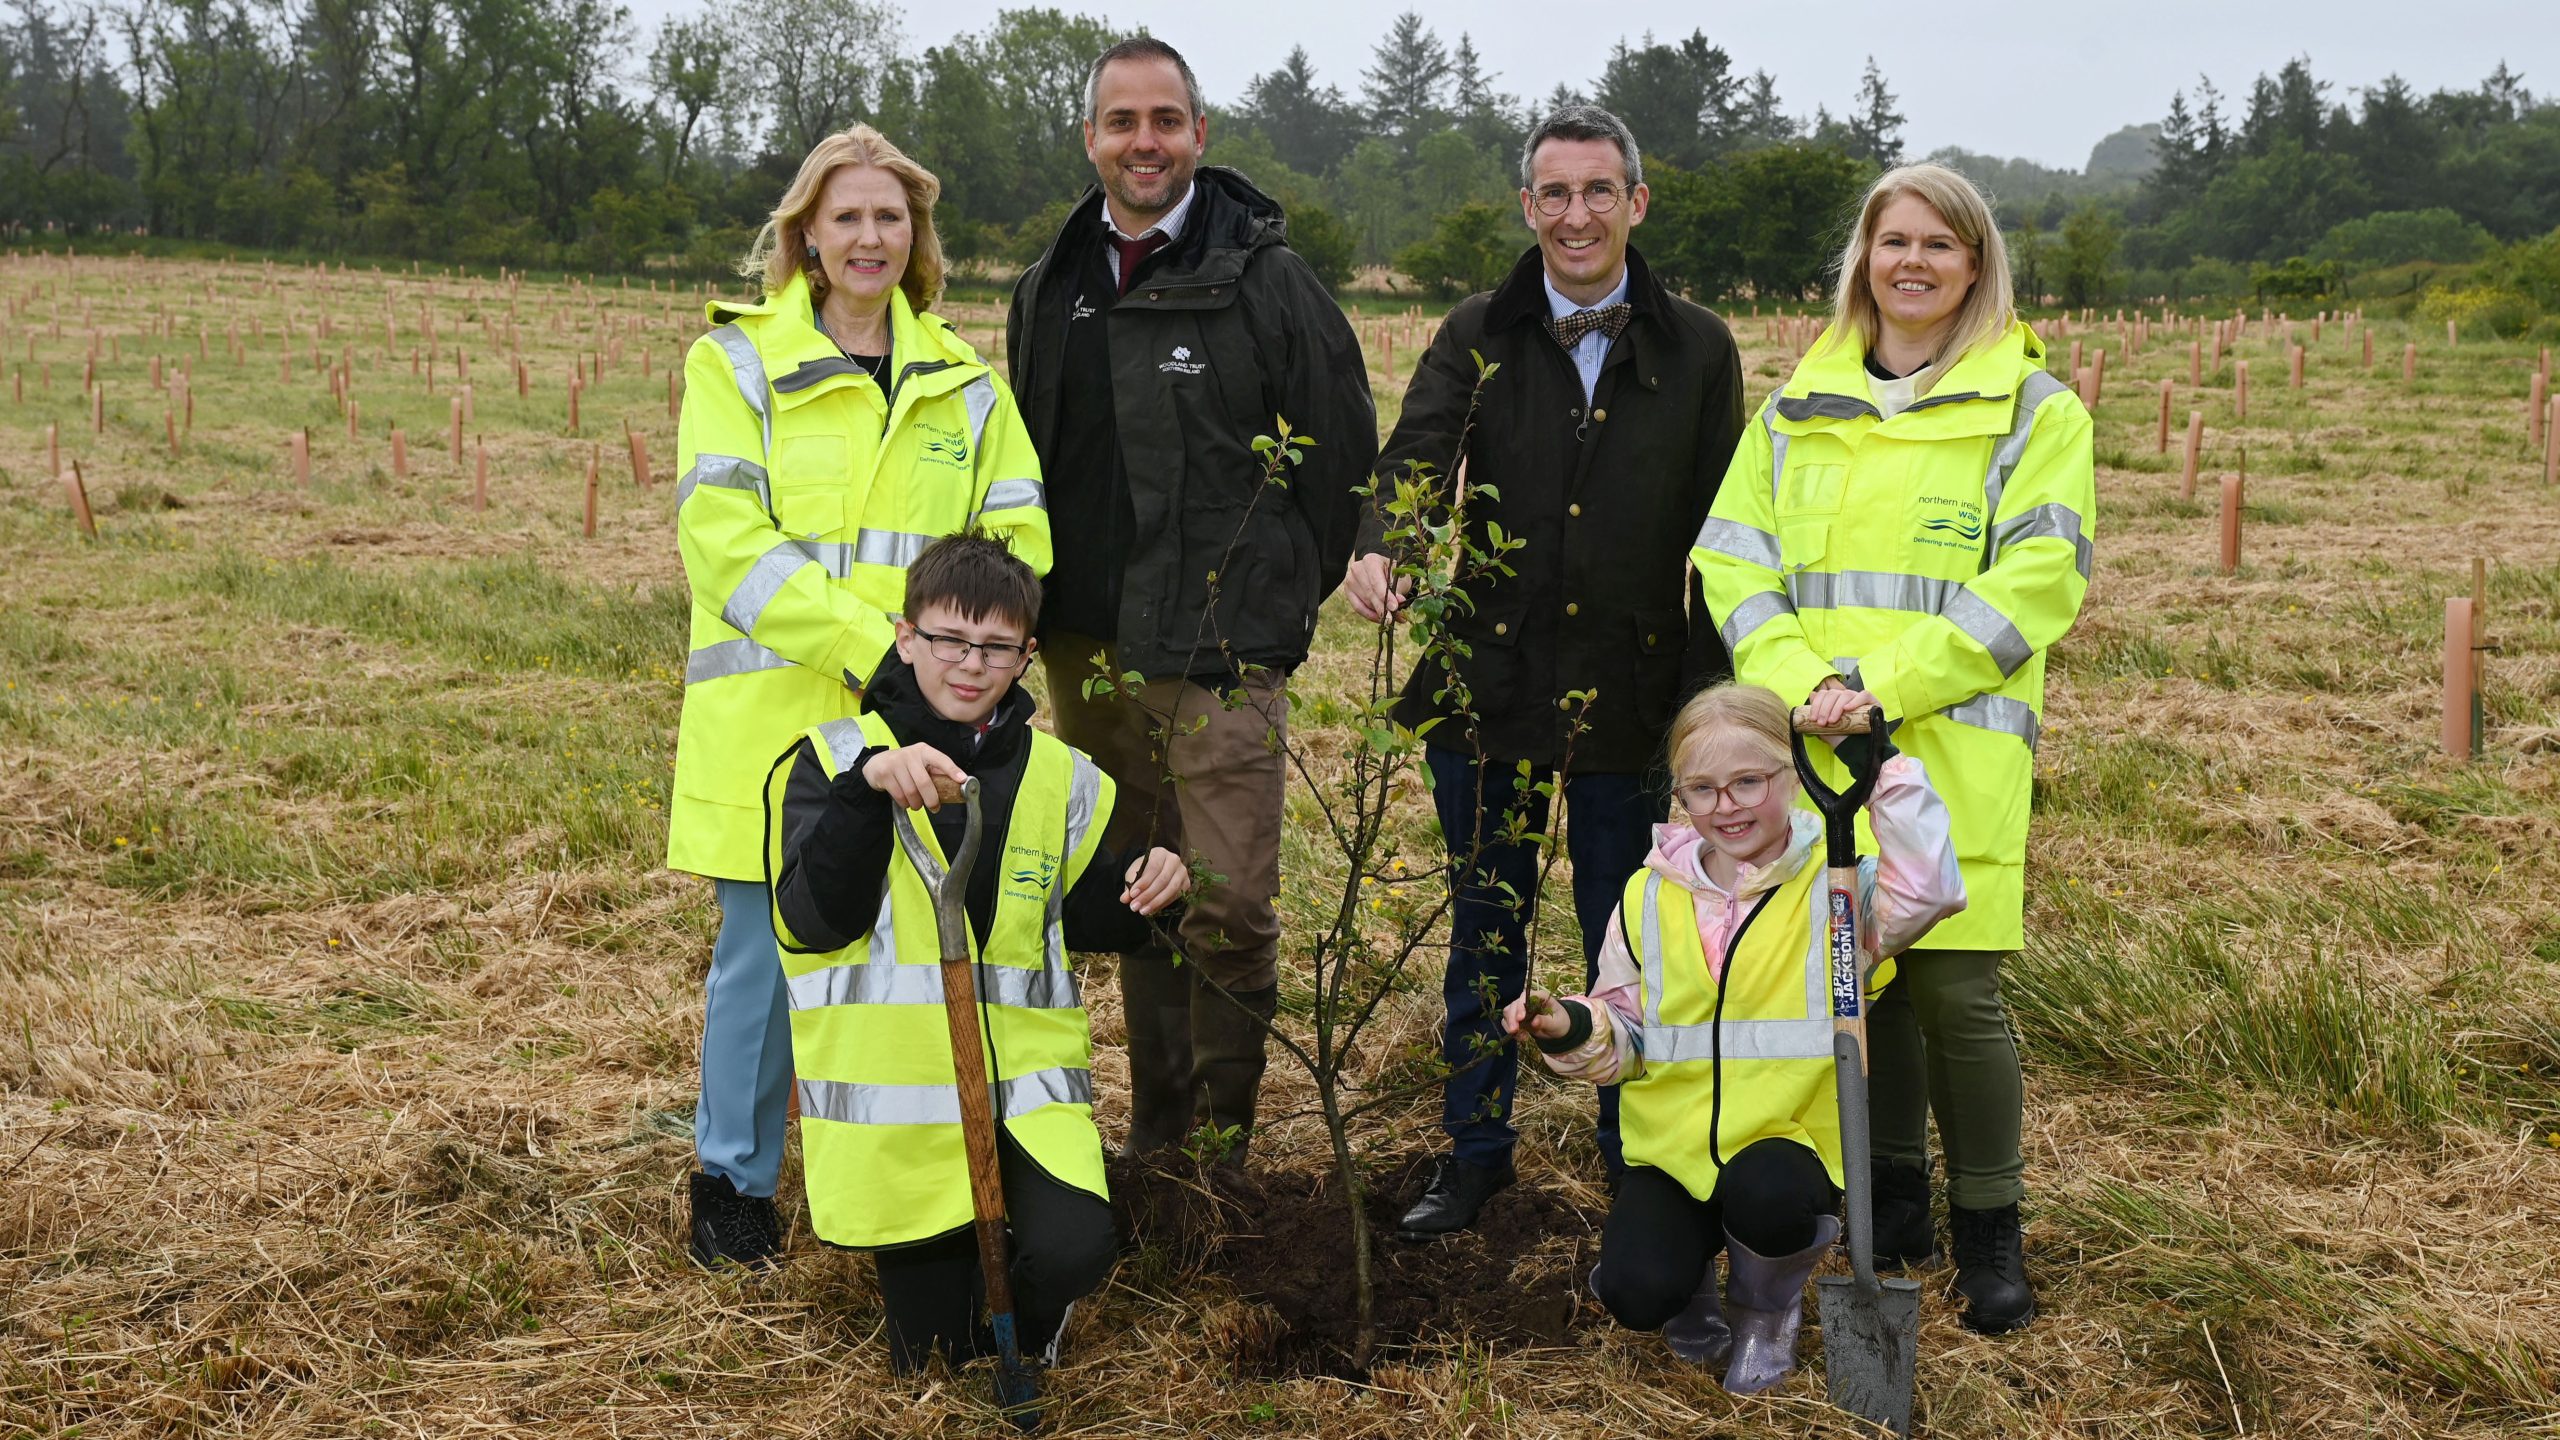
[1791,706,1876,736]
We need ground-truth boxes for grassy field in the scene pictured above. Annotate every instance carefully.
[2,250,2556,1438]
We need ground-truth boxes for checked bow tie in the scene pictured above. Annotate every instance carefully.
[1550,301,1633,348]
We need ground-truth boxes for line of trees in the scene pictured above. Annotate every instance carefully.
[3,2,2554,313]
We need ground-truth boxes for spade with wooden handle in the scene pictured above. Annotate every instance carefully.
[889,777,1041,1429]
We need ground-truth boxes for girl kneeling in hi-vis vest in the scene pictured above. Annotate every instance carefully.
[1503,683,1962,1394]
[764,535,1187,1372]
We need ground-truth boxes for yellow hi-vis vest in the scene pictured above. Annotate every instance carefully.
[1692,320,2094,951]
[764,710,1111,1249]
[669,269,1052,881]
[1616,858,1894,1202]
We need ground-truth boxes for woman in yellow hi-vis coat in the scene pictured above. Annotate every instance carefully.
[669,124,1050,1269]
[1691,162,2093,1336]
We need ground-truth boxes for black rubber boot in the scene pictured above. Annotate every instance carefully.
[688,1171,782,1271]
[1873,1160,1940,1270]
[1949,1200,2037,1334]
[1191,982,1278,1167]
[1117,946,1196,1158]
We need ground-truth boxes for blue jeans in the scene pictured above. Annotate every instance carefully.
[1428,744,1659,1174]
[695,878,792,1197]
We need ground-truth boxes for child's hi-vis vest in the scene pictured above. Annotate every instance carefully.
[764,709,1112,1247]
[1615,857,1895,1202]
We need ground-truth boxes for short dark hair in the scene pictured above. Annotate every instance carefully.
[1085,35,1203,123]
[1520,103,1643,190]
[903,531,1041,633]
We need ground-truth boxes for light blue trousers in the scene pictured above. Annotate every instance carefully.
[693,878,792,1197]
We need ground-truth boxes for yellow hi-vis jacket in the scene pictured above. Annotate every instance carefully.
[1617,858,1892,1199]
[1692,321,2093,951]
[668,271,1051,880]
[764,710,1111,1249]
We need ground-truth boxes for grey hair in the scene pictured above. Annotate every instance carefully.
[1519,103,1643,189]
[1084,36,1204,124]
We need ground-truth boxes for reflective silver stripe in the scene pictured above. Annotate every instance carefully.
[1642,1019,1835,1063]
[676,453,772,513]
[788,961,1080,1012]
[788,538,856,577]
[854,528,935,569]
[686,637,794,683]
[1045,752,1105,978]
[1775,392,1880,423]
[1719,590,1794,650]
[1940,693,2041,749]
[721,538,818,634]
[1787,570,1963,615]
[978,479,1047,513]
[795,1066,1093,1126]
[1981,369,2070,525]
[1943,589,2034,676]
[816,719,870,769]
[1988,501,2093,579]
[1639,874,1666,1027]
[962,374,999,456]
[708,324,772,462]
[1693,517,1781,570]
[1765,412,1790,510]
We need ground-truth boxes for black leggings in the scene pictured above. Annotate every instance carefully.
[870,1132,1117,1372]
[1592,1138,1840,1331]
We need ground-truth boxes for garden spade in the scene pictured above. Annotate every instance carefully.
[1790,707,1922,1438]
[890,777,1042,1431]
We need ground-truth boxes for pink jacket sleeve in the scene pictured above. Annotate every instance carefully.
[1861,755,1966,956]
[1538,908,1645,1086]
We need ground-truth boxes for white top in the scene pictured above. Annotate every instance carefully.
[1102,183,1197,287]
[1865,359,1944,420]
[1544,268,1630,405]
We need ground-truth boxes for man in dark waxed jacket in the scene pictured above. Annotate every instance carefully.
[1006,35,1374,1167]
[1346,103,1745,1236]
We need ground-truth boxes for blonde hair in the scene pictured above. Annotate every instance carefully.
[740,125,946,314]
[1665,682,1794,786]
[1821,162,2015,369]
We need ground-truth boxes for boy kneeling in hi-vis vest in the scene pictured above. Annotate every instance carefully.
[764,532,1188,1372]
[1503,682,1963,1394]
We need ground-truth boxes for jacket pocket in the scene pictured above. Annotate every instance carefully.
[1440,592,1526,715]
[1777,460,1848,516]
[777,491,845,542]
[777,434,849,489]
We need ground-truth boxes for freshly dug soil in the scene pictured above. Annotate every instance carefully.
[1111,1150,1595,1377]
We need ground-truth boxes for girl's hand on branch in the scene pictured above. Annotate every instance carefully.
[1122,847,1189,916]
[1501,989,1570,1042]
[863,743,969,811]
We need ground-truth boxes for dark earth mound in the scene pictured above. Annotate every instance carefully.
[1111,1150,1596,1377]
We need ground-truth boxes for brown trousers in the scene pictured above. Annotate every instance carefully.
[1040,635,1286,992]
[1042,634,1288,1154]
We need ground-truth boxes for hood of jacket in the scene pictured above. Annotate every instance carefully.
[1645,810,1823,902]
[703,270,988,382]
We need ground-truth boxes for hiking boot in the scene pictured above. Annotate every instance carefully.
[1661,1246,1732,1366]
[1721,1215,1840,1394]
[1949,1201,2036,1334]
[1396,1154,1515,1239]
[688,1171,782,1271]
[1873,1160,1940,1270]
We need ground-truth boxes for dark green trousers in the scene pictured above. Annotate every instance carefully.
[1867,947,2026,1210]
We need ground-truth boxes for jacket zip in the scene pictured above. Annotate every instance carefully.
[1704,885,1782,1168]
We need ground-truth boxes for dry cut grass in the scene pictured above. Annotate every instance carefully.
[1,253,2556,1437]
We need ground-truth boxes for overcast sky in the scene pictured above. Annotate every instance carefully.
[628,0,2552,171]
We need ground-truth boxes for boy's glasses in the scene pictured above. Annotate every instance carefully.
[1676,771,1775,811]
[911,627,1030,671]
